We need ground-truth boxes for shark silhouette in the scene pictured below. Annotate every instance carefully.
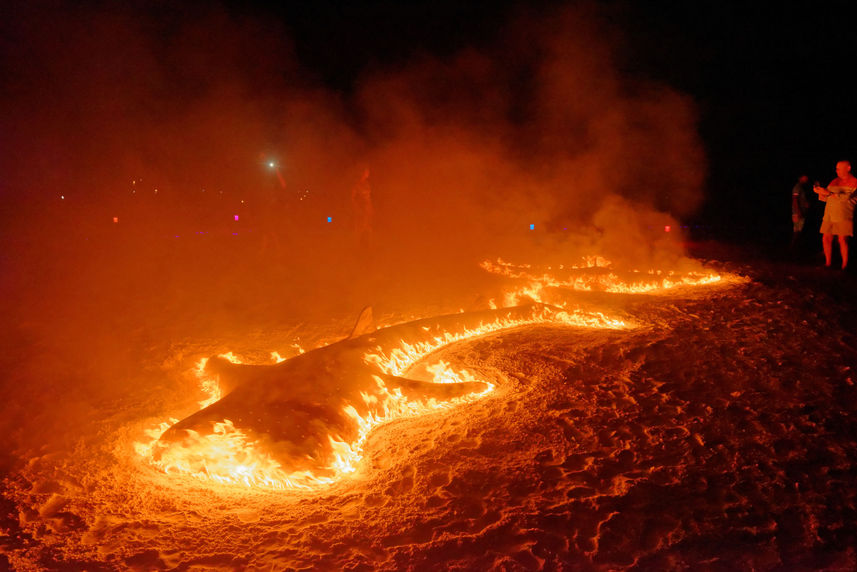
[153,304,578,485]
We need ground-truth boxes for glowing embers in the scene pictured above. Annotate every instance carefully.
[137,305,628,491]
[481,257,727,304]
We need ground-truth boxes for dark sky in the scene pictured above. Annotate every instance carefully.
[247,0,857,237]
[619,1,857,236]
[3,0,856,242]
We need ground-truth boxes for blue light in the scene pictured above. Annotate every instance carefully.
[327,216,332,223]
[529,223,535,230]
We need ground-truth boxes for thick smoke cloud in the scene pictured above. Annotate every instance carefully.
[350,3,705,265]
[2,2,704,250]
[0,2,706,457]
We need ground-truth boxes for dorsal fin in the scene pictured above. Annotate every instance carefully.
[348,305,375,339]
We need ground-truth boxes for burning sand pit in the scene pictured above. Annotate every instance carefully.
[19,256,847,571]
[137,303,630,491]
[133,257,732,494]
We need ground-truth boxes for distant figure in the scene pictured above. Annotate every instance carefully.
[814,160,857,269]
[791,174,811,250]
[351,167,373,248]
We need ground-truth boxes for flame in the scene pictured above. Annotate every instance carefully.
[136,305,628,491]
[195,358,221,408]
[136,258,738,492]
[481,257,734,306]
[364,305,626,379]
[323,306,627,477]
[147,419,336,489]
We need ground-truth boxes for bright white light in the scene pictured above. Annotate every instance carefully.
[268,161,275,168]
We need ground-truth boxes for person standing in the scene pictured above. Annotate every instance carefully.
[814,160,857,269]
[351,166,373,249]
[791,174,811,251]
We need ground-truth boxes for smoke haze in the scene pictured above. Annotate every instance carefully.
[1,2,706,457]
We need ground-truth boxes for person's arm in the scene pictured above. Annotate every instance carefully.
[814,183,830,200]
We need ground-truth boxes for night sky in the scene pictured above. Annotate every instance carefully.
[260,0,857,240]
[3,0,857,245]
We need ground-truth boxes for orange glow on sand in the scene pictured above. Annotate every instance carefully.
[136,301,630,491]
[481,257,739,307]
[134,259,738,493]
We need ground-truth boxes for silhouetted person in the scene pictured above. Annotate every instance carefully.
[791,174,810,251]
[814,160,857,269]
[351,167,373,249]
[259,160,288,255]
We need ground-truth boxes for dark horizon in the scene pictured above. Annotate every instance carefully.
[3,1,856,247]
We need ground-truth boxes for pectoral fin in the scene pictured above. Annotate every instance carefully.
[380,374,489,401]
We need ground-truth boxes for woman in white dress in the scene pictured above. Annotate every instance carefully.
[814,160,857,269]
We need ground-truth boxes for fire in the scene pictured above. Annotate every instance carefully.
[146,419,334,489]
[136,305,629,491]
[363,305,627,379]
[481,257,734,306]
[136,258,737,492]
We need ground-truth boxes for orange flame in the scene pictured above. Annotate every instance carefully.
[481,257,735,306]
[136,305,628,491]
[136,258,739,492]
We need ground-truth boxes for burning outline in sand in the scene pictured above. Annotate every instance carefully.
[480,257,727,307]
[137,304,628,490]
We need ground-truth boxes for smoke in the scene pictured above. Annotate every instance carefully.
[0,2,706,457]
[348,3,705,266]
[1,2,705,246]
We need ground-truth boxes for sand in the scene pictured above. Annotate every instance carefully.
[3,241,857,570]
